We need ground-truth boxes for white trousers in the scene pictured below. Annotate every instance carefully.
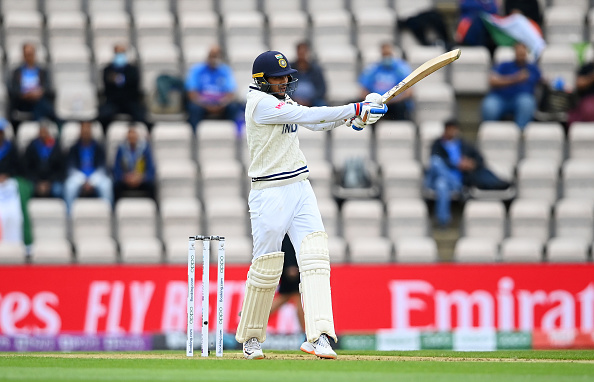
[0,178,23,243]
[249,180,324,263]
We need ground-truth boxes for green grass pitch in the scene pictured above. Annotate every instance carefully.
[0,350,593,382]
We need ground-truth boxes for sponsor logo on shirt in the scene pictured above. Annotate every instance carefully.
[275,102,285,109]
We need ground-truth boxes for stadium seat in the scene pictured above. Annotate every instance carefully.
[413,83,456,125]
[462,200,506,241]
[115,198,158,241]
[546,237,589,262]
[212,235,252,264]
[130,0,171,14]
[477,121,521,181]
[562,159,594,200]
[324,69,360,105]
[90,11,130,40]
[219,0,259,14]
[453,237,499,263]
[1,0,37,13]
[268,12,309,54]
[55,83,98,120]
[120,237,163,264]
[30,239,73,264]
[500,237,544,262]
[508,199,551,242]
[381,159,423,199]
[134,11,175,46]
[151,122,193,163]
[310,10,352,51]
[331,124,373,166]
[516,158,560,203]
[165,237,195,264]
[3,11,43,47]
[157,159,199,201]
[523,122,565,168]
[349,236,393,263]
[387,198,430,241]
[554,198,594,242]
[407,46,447,84]
[540,45,579,90]
[297,127,330,163]
[544,6,585,45]
[28,198,68,241]
[355,10,397,52]
[43,0,83,14]
[177,0,215,13]
[46,11,87,46]
[342,199,385,238]
[451,46,491,94]
[306,0,347,14]
[87,0,126,15]
[395,237,438,263]
[418,121,445,167]
[317,197,340,237]
[71,199,113,242]
[328,236,347,263]
[222,12,266,48]
[200,159,245,202]
[182,35,220,69]
[16,121,59,154]
[307,160,334,200]
[76,237,118,264]
[0,242,27,264]
[375,121,418,163]
[178,11,219,41]
[205,196,249,238]
[568,122,594,159]
[160,198,202,244]
[196,120,239,163]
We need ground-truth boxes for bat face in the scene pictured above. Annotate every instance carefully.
[381,49,461,104]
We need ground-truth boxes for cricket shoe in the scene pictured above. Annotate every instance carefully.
[300,334,337,359]
[243,337,264,360]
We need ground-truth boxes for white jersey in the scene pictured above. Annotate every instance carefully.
[245,86,356,189]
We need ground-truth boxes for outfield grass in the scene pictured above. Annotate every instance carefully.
[0,350,593,382]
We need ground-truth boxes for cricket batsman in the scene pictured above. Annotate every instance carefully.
[235,50,388,359]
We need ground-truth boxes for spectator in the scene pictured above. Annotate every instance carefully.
[290,42,327,106]
[359,43,413,121]
[24,123,65,198]
[567,58,594,125]
[0,119,24,243]
[481,43,541,129]
[185,45,242,132]
[9,43,63,132]
[112,125,156,202]
[505,0,542,26]
[398,4,452,49]
[425,120,510,228]
[64,121,113,212]
[98,44,153,134]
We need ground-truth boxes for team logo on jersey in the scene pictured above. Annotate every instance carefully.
[278,58,287,68]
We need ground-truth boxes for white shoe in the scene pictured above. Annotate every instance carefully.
[242,337,264,360]
[300,341,315,355]
[302,334,337,359]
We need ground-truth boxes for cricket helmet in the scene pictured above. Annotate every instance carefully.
[252,50,298,97]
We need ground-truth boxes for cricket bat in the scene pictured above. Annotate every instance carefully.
[381,48,462,104]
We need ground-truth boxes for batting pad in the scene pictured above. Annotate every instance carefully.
[299,231,337,343]
[235,252,284,343]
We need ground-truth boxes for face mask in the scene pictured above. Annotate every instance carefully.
[113,53,128,68]
[382,57,393,67]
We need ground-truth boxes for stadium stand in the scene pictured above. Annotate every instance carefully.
[2,0,594,265]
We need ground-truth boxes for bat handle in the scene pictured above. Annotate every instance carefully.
[361,109,369,123]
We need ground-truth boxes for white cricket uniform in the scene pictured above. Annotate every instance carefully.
[245,85,356,260]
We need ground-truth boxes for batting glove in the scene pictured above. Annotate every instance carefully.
[348,95,388,131]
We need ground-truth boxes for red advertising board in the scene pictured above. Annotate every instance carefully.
[0,263,592,335]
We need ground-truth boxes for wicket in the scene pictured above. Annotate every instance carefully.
[186,235,226,357]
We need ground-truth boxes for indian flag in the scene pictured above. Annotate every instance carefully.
[481,13,546,58]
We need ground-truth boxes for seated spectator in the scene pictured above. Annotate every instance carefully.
[398,4,452,49]
[24,122,65,198]
[98,44,153,134]
[185,45,242,132]
[290,41,327,106]
[0,119,24,243]
[9,43,63,132]
[568,59,594,125]
[481,43,541,129]
[359,43,413,121]
[112,125,156,202]
[64,121,113,212]
[424,120,509,227]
